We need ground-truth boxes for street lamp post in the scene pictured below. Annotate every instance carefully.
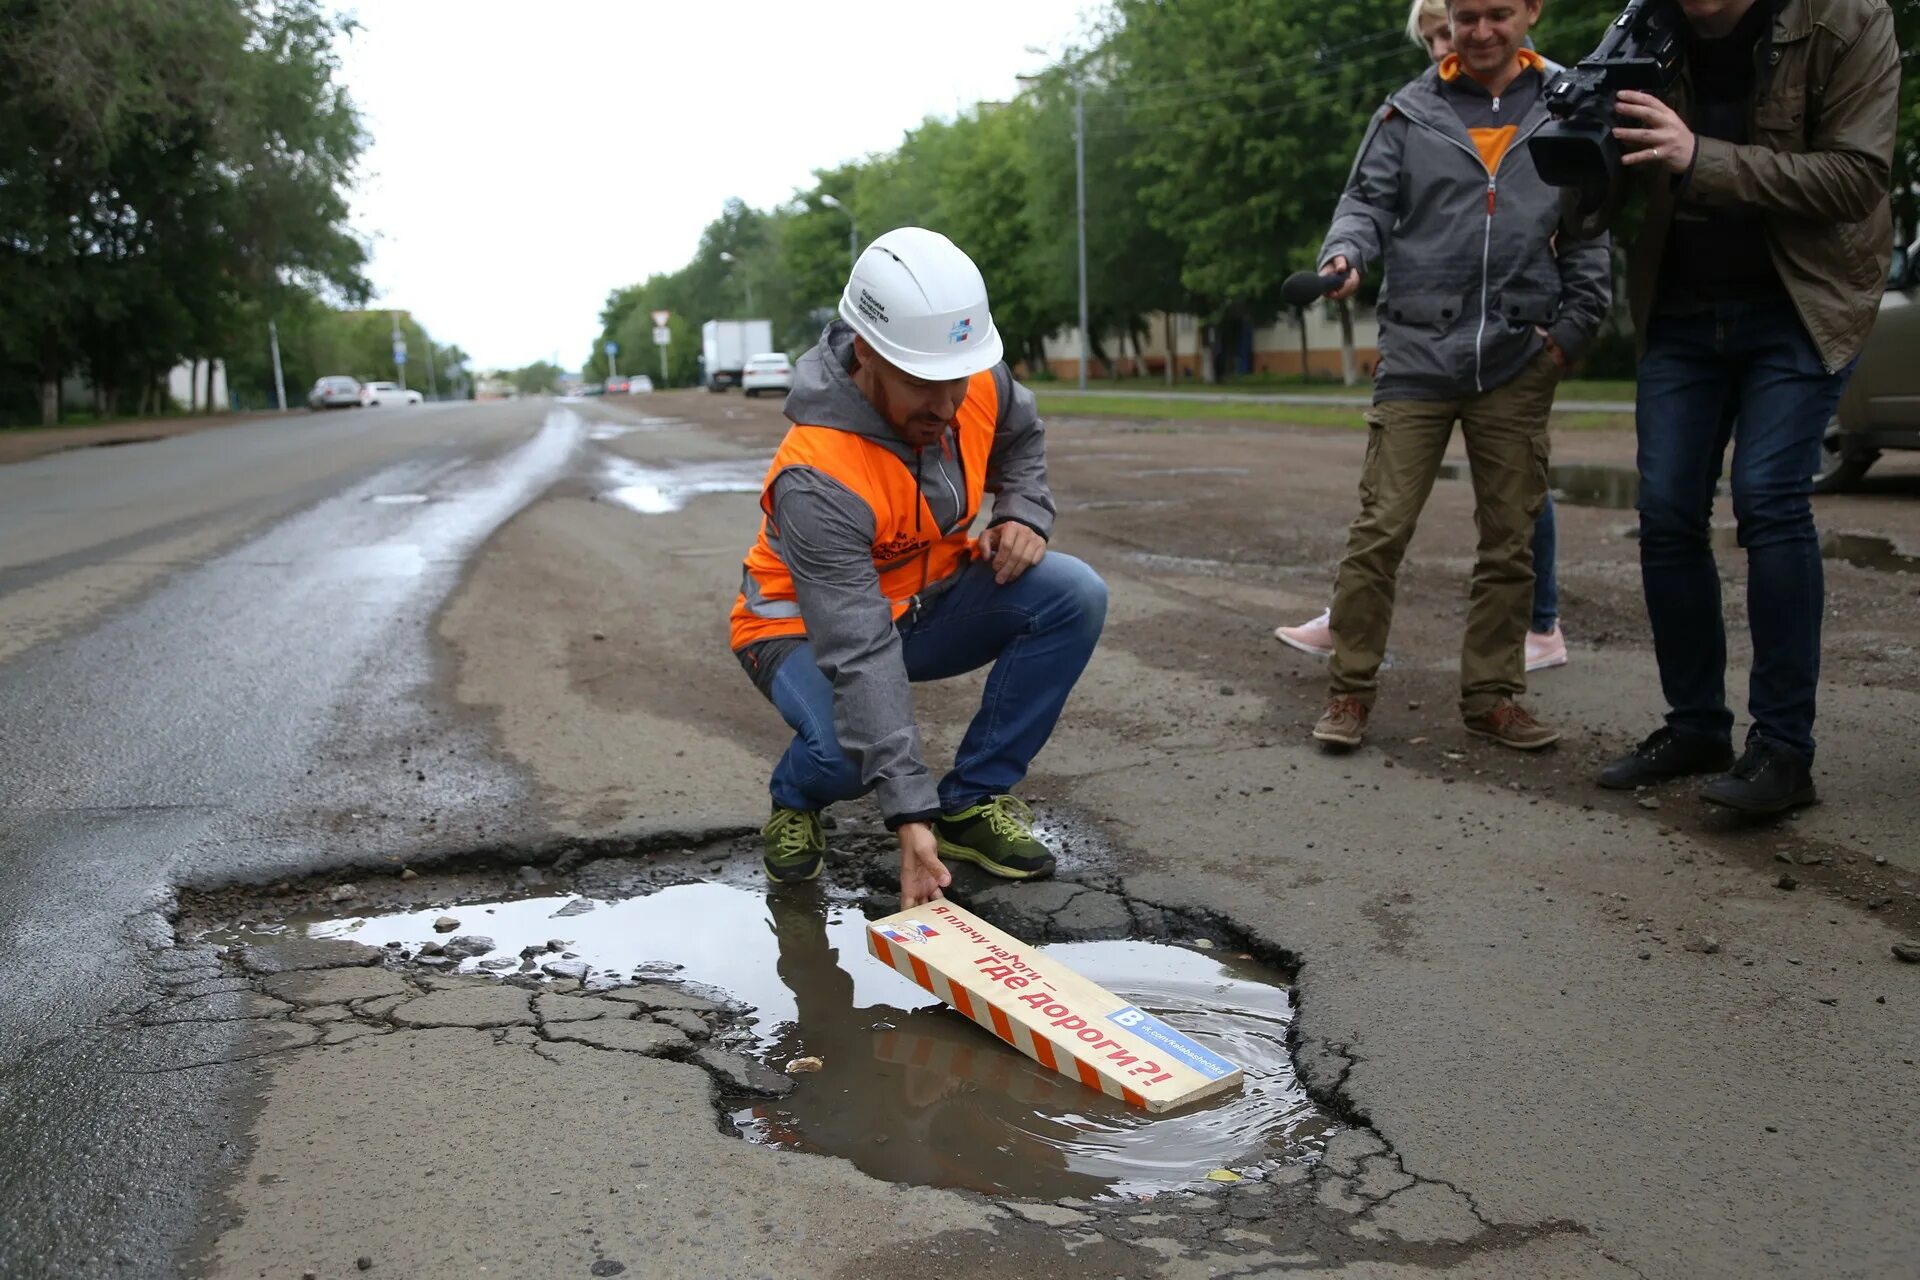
[720,251,755,313]
[819,193,858,274]
[1073,73,1089,391]
[1017,65,1091,390]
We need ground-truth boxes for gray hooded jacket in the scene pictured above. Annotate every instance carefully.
[1320,62,1613,403]
[739,320,1055,825]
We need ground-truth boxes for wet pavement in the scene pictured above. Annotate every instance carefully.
[7,391,1919,1278]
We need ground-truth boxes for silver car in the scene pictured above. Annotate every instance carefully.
[307,375,362,410]
[1816,239,1920,492]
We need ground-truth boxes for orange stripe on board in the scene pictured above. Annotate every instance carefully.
[1033,1037,1058,1071]
[1122,1087,1145,1108]
[989,1006,1014,1043]
[908,955,932,989]
[950,985,977,1020]
[872,936,896,969]
[1075,1060,1099,1089]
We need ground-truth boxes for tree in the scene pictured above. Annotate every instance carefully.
[511,361,563,396]
[0,0,369,425]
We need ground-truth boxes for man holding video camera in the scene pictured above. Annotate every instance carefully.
[1562,0,1900,812]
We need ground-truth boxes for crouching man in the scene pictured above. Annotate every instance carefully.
[729,227,1108,908]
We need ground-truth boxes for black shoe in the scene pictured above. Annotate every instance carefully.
[1597,727,1735,790]
[1702,740,1818,815]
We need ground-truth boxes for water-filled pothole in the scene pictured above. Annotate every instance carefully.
[598,457,768,514]
[208,874,1327,1200]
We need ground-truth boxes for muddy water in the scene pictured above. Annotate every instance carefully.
[231,879,1325,1199]
[734,924,1325,1199]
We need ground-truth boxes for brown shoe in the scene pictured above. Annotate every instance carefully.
[1464,699,1561,751]
[1313,695,1368,747]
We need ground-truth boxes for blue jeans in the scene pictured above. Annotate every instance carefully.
[766,552,1107,814]
[1635,300,1853,758]
[1530,493,1559,633]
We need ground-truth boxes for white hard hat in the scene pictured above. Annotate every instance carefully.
[838,227,1004,381]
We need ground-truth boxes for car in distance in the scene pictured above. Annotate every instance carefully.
[605,376,630,395]
[626,374,654,394]
[360,381,424,407]
[740,353,793,399]
[1816,238,1919,493]
[307,375,362,410]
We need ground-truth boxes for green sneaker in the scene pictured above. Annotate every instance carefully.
[761,807,825,883]
[934,796,1056,880]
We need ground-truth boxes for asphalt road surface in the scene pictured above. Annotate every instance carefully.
[2,393,1915,1279]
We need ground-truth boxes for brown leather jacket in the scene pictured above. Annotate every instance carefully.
[1568,0,1901,372]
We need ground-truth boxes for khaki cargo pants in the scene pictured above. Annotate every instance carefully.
[1328,351,1557,718]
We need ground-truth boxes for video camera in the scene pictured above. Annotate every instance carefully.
[1527,0,1684,207]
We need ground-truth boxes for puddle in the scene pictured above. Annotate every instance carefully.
[370,493,429,505]
[599,457,767,514]
[588,418,692,441]
[1615,524,1920,574]
[735,919,1323,1199]
[1435,460,1641,509]
[1819,532,1920,574]
[218,878,1326,1200]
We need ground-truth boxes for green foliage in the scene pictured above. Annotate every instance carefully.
[0,0,372,424]
[511,361,564,397]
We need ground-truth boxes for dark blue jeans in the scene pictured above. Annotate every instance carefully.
[767,552,1107,814]
[1635,300,1853,758]
[1530,492,1559,633]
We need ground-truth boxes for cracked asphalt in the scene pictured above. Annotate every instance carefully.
[2,393,1916,1279]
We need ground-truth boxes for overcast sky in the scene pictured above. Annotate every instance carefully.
[336,1,1103,371]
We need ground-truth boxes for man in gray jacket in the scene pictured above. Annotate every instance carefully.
[729,227,1106,907]
[1310,0,1611,752]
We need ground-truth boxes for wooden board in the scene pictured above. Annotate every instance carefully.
[866,900,1243,1113]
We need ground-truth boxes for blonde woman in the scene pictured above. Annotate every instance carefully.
[1276,0,1570,675]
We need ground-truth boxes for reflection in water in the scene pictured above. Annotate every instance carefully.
[229,879,1327,1200]
[599,457,768,514]
[736,893,1326,1199]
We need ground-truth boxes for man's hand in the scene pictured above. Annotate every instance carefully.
[1322,254,1362,302]
[1535,326,1570,373]
[898,822,951,909]
[1613,90,1696,175]
[980,522,1046,586]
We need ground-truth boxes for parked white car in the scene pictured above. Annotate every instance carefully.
[360,381,424,407]
[307,375,363,410]
[740,353,793,398]
[626,374,654,394]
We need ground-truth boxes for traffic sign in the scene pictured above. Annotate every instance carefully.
[393,345,407,366]
[604,340,618,357]
[653,326,671,346]
[650,310,670,327]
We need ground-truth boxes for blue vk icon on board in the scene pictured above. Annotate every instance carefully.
[948,317,972,344]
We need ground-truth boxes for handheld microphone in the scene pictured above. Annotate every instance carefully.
[1280,270,1345,307]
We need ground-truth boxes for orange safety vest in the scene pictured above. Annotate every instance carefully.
[730,370,999,651]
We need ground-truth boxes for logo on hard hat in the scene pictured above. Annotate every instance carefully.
[948,317,972,344]
[857,289,890,325]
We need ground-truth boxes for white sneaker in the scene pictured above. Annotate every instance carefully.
[1275,608,1333,658]
[1525,624,1568,673]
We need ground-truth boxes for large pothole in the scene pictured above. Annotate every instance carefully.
[180,843,1335,1202]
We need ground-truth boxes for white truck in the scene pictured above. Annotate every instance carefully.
[700,318,774,393]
